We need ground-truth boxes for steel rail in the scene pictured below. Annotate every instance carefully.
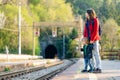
[0,61,63,80]
[37,61,75,80]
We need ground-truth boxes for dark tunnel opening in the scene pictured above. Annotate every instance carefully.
[45,45,57,59]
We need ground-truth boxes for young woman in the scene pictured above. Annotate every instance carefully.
[83,8,102,73]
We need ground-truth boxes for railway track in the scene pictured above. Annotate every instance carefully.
[37,60,74,80]
[0,59,76,80]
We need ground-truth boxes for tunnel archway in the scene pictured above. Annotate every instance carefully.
[45,45,57,59]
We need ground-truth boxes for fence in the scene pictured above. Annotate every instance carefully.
[101,50,120,60]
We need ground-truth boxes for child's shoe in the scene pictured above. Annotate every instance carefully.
[81,69,87,73]
[87,69,93,73]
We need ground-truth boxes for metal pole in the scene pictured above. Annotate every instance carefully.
[6,46,9,62]
[63,29,65,59]
[18,2,21,55]
[33,22,35,56]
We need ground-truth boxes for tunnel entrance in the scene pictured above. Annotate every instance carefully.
[45,45,57,59]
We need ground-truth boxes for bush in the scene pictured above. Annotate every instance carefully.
[4,67,11,72]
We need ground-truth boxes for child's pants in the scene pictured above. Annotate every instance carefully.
[84,58,93,70]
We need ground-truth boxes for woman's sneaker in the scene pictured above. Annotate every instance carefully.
[81,70,88,73]
[93,68,102,73]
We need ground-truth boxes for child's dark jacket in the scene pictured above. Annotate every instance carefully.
[82,44,93,59]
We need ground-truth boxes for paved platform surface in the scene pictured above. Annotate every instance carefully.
[0,54,42,62]
[0,59,60,72]
[52,59,120,80]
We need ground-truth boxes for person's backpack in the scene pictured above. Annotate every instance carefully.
[92,20,102,36]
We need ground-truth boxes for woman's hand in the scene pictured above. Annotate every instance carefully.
[90,41,94,44]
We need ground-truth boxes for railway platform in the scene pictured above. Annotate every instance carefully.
[52,59,120,80]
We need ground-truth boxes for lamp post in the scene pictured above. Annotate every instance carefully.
[18,2,21,55]
[32,22,35,56]
[62,28,65,59]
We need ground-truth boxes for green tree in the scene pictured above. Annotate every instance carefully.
[66,0,103,16]
[101,18,120,51]
[0,4,18,53]
[116,2,120,26]
[0,3,37,54]
[29,0,74,22]
[65,27,79,58]
[65,39,78,58]
[70,28,78,40]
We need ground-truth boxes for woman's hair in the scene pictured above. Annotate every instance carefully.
[87,8,96,20]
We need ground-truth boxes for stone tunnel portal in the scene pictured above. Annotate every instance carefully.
[45,45,57,59]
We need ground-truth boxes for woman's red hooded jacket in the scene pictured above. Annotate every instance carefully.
[83,17,101,42]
